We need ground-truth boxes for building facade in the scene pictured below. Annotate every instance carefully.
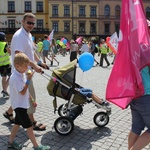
[0,0,150,42]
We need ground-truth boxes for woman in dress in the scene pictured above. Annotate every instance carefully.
[50,39,59,66]
[69,39,78,62]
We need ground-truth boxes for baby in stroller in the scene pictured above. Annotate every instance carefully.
[76,87,110,109]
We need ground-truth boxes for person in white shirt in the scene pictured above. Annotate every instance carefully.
[8,52,50,150]
[80,40,91,54]
[3,13,47,131]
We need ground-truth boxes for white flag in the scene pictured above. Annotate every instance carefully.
[48,29,54,42]
[109,32,119,52]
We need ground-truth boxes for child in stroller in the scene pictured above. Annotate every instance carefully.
[76,87,110,109]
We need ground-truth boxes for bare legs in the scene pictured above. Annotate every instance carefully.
[9,125,38,148]
[2,76,9,92]
[128,130,150,150]
[91,93,103,104]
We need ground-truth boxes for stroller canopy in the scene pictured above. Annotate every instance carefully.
[53,59,77,86]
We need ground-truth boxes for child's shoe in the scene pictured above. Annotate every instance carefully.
[101,100,111,111]
[34,145,50,150]
[8,141,23,150]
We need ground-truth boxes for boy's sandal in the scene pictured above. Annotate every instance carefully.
[33,121,46,131]
[3,111,15,124]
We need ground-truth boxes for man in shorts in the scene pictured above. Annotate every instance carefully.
[42,34,51,65]
[3,13,48,130]
[0,32,11,99]
[128,66,150,150]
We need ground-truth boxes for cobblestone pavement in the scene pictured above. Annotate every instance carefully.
[0,54,150,150]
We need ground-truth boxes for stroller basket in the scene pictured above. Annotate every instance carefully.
[47,59,86,105]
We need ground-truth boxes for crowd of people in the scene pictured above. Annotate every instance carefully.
[0,12,112,150]
[1,12,150,150]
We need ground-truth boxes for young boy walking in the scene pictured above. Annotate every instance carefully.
[8,52,50,150]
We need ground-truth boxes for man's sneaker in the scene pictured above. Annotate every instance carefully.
[34,145,50,150]
[1,90,9,99]
[8,141,23,150]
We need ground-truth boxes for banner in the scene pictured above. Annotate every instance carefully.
[106,0,150,109]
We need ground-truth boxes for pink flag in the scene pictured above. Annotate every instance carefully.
[76,37,83,45]
[106,0,150,109]
[66,41,71,50]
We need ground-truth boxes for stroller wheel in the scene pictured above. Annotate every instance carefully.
[54,116,74,135]
[93,112,109,127]
[58,104,67,116]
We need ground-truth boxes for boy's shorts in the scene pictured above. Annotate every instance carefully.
[79,88,92,98]
[14,108,32,129]
[0,64,11,77]
[130,95,150,135]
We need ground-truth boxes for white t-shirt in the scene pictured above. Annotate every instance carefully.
[11,27,35,71]
[10,69,30,109]
[70,43,78,52]
[80,43,90,53]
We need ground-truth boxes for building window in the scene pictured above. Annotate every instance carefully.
[115,5,120,18]
[8,1,15,12]
[64,6,70,16]
[79,22,85,33]
[104,5,110,17]
[53,22,58,32]
[90,22,96,33]
[90,6,96,16]
[104,23,110,34]
[146,7,150,18]
[79,6,85,16]
[25,1,32,12]
[37,20,43,28]
[115,23,120,35]
[52,5,58,16]
[64,22,70,32]
[37,1,43,12]
[8,20,15,28]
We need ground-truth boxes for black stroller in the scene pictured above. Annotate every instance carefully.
[46,59,111,135]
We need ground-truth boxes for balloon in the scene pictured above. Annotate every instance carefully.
[106,36,117,55]
[106,36,110,42]
[63,39,67,44]
[61,37,65,41]
[66,41,70,50]
[59,41,64,46]
[56,40,60,44]
[78,52,94,71]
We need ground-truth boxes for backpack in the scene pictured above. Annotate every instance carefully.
[94,46,98,53]
[53,46,58,54]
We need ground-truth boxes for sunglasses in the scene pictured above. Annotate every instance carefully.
[25,20,35,25]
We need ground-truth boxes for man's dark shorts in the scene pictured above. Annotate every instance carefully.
[130,95,150,135]
[0,64,11,77]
